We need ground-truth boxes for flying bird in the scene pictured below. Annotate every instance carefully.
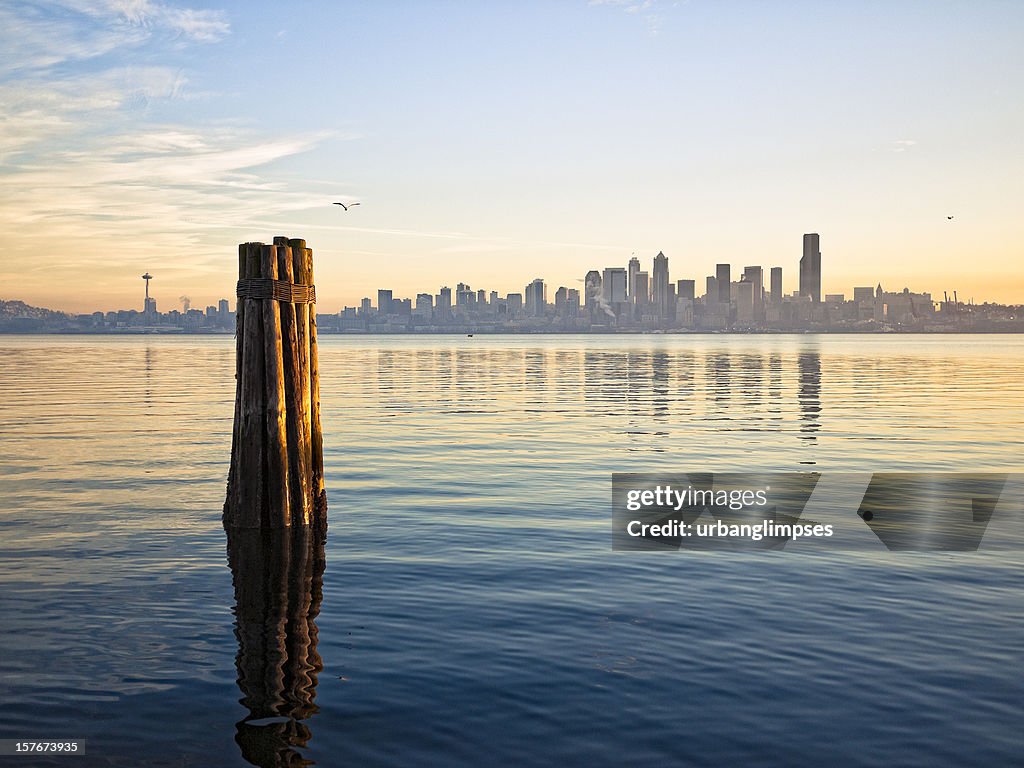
[947,215,954,220]
[333,202,361,211]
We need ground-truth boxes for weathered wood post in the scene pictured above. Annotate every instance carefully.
[224,236,327,531]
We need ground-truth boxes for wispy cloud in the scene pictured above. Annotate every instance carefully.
[0,2,349,309]
[108,0,230,42]
[589,0,670,35]
[0,127,336,257]
[890,139,918,153]
[0,1,228,75]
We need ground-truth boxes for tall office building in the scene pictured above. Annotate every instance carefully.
[415,293,433,314]
[742,267,763,298]
[716,263,731,304]
[652,252,670,318]
[770,267,783,304]
[800,233,821,303]
[736,280,755,323]
[634,272,650,308]
[706,276,719,305]
[525,278,546,317]
[602,267,627,304]
[566,288,580,316]
[377,289,393,314]
[628,256,641,305]
[743,266,764,320]
[435,286,452,319]
[455,283,475,309]
[554,286,568,314]
[676,279,695,301]
[554,286,580,318]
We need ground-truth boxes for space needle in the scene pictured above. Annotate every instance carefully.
[142,272,154,314]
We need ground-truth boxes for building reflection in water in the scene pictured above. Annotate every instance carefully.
[226,527,326,767]
[706,351,731,405]
[144,344,153,409]
[797,345,822,443]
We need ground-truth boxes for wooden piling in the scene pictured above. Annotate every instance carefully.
[289,239,325,518]
[235,243,266,528]
[224,236,327,530]
[275,239,312,527]
[225,243,247,510]
[260,244,290,528]
[304,245,327,518]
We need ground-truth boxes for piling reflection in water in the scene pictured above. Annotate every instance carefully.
[226,527,326,767]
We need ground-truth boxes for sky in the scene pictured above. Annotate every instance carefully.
[1,0,1022,314]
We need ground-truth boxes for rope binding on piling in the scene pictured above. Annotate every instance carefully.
[236,278,316,304]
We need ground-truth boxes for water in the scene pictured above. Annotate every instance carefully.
[0,334,1022,767]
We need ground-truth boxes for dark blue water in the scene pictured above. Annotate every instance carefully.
[1,335,1022,766]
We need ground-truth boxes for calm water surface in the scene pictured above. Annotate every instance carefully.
[1,334,1022,767]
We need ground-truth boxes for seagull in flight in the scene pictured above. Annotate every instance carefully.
[947,215,954,220]
[333,202,361,211]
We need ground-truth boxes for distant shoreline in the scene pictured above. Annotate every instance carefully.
[4,328,1024,336]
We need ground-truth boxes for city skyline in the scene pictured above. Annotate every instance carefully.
[1,2,1023,312]
[9,229,1018,319]
[8,230,1021,334]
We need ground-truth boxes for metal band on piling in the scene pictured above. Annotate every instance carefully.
[236,278,317,304]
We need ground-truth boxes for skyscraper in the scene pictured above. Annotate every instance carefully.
[634,272,650,308]
[525,278,546,317]
[743,266,764,320]
[628,256,641,305]
[415,293,433,317]
[716,263,731,304]
[652,252,669,318]
[554,286,568,314]
[554,286,579,318]
[706,276,718,305]
[565,288,580,317]
[435,286,452,320]
[676,279,695,301]
[602,267,627,304]
[377,289,393,314]
[800,233,821,303]
[736,279,754,323]
[770,267,783,304]
[456,283,474,309]
[742,266,762,297]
